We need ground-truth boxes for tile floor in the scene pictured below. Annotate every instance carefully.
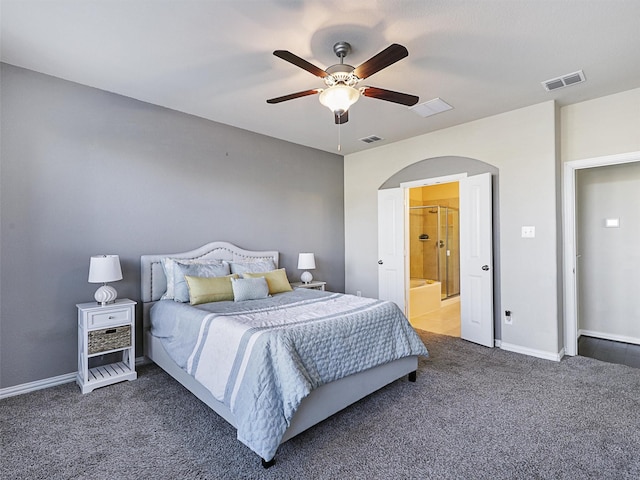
[578,336,640,369]
[410,296,461,337]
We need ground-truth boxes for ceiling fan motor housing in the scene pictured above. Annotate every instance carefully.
[324,64,359,87]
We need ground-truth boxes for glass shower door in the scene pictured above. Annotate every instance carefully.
[439,207,460,298]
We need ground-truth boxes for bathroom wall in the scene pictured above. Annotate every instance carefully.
[409,184,460,298]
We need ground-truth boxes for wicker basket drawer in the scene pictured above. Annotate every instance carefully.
[88,325,131,354]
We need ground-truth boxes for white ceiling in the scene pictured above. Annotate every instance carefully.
[2,0,640,155]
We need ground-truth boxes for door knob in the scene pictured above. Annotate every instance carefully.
[482,265,490,271]
[378,260,384,265]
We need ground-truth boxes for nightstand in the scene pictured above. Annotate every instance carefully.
[291,281,326,291]
[76,298,137,393]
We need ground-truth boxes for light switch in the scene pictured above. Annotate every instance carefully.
[521,226,535,238]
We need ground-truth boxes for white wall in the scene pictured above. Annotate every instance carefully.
[344,88,640,359]
[345,101,560,357]
[561,88,640,162]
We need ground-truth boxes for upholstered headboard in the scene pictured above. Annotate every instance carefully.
[140,241,279,327]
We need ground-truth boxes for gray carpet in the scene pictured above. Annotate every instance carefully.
[2,331,639,480]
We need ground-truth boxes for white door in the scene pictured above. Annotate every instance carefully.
[377,188,406,313]
[459,173,494,347]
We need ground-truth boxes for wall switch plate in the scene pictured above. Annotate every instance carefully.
[521,226,535,238]
[605,218,620,228]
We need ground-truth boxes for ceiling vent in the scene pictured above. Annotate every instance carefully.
[542,70,586,91]
[360,135,384,144]
[410,98,453,118]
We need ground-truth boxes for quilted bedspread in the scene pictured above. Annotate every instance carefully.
[151,290,428,460]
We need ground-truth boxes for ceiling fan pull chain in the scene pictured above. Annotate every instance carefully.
[337,120,341,152]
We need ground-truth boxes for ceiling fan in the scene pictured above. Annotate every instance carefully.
[267,41,419,124]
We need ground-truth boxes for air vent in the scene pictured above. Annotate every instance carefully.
[542,70,586,91]
[410,98,453,118]
[360,135,384,144]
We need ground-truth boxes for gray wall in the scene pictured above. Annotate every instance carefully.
[576,161,640,340]
[0,64,345,388]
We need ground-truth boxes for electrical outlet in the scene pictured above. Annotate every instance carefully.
[504,310,513,325]
[356,290,362,297]
[521,226,535,238]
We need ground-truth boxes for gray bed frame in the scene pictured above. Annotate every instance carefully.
[141,241,418,467]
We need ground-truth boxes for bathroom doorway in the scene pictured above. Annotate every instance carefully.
[408,182,461,336]
[379,169,495,347]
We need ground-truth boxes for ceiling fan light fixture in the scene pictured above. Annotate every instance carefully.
[318,84,360,114]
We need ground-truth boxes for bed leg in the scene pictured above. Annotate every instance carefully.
[408,370,417,382]
[262,457,276,469]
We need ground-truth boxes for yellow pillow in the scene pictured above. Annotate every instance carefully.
[185,274,238,305]
[243,268,293,294]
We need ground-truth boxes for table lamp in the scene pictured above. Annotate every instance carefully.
[297,253,316,284]
[88,255,123,305]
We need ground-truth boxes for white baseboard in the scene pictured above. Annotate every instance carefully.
[500,341,564,362]
[0,372,76,400]
[578,329,640,346]
[0,356,148,400]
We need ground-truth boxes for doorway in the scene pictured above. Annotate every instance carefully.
[562,151,640,356]
[378,171,495,347]
[408,182,461,337]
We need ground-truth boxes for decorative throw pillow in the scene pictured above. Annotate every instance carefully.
[231,277,270,302]
[185,274,238,305]
[161,258,225,300]
[229,259,276,276]
[243,268,293,294]
[173,261,231,303]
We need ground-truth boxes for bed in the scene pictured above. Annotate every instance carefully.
[141,241,428,467]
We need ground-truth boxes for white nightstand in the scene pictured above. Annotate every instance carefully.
[76,298,137,394]
[291,281,326,291]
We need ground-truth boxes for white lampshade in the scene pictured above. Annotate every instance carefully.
[88,255,122,305]
[319,85,360,114]
[297,253,316,270]
[298,253,316,284]
[88,255,123,283]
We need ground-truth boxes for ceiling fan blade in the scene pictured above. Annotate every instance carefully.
[353,44,409,79]
[334,110,349,124]
[273,50,328,78]
[266,89,321,104]
[361,86,419,106]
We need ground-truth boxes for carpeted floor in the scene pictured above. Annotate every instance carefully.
[1,331,639,480]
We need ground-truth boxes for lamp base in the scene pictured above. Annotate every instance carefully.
[94,285,118,306]
[300,271,313,284]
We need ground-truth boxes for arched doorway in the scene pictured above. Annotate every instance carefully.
[378,156,502,343]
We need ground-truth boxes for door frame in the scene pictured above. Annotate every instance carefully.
[562,151,640,356]
[401,174,468,308]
